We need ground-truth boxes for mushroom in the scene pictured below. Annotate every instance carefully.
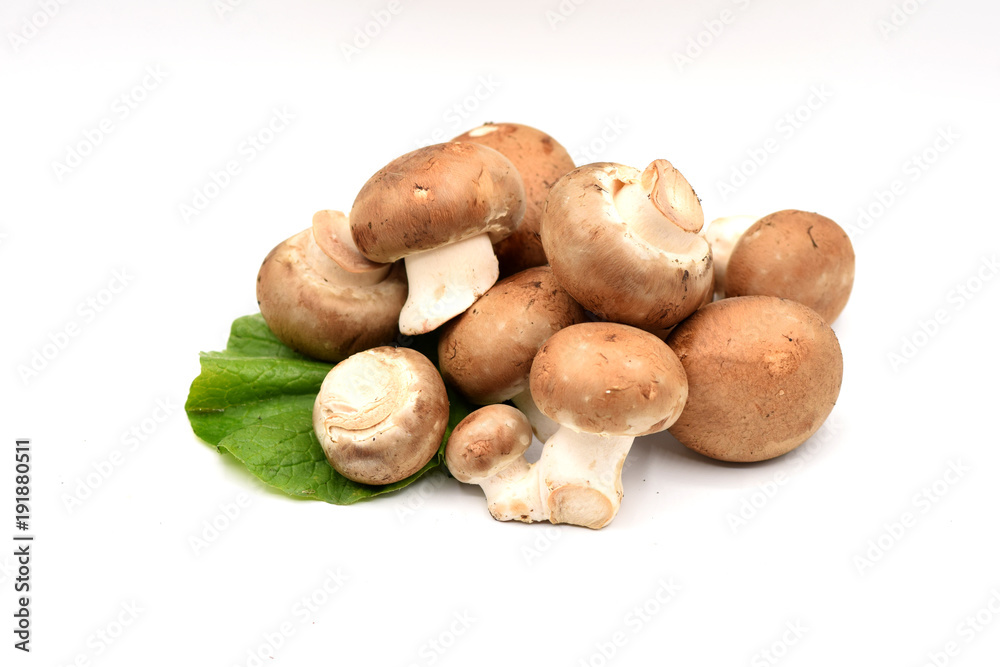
[725,209,855,322]
[445,404,544,522]
[350,142,526,335]
[451,122,575,276]
[256,214,407,363]
[437,266,587,441]
[666,295,843,462]
[529,322,688,529]
[702,214,760,298]
[541,160,713,335]
[313,346,449,484]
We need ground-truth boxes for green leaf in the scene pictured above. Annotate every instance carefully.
[186,314,470,504]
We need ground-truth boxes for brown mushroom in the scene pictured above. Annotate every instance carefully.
[313,346,448,485]
[451,122,575,276]
[725,210,855,322]
[541,160,713,334]
[437,266,587,440]
[667,296,843,462]
[256,220,407,363]
[445,404,542,522]
[349,142,526,335]
[529,322,689,529]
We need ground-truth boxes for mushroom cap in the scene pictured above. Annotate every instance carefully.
[541,161,714,332]
[451,122,575,276]
[529,322,688,437]
[256,229,407,362]
[313,346,449,484]
[437,266,587,404]
[725,210,855,322]
[445,404,532,483]
[349,142,526,263]
[666,296,843,462]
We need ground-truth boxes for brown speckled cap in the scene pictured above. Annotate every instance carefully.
[529,321,688,436]
[452,122,575,276]
[349,142,526,264]
[445,404,533,483]
[667,295,843,462]
[726,209,855,322]
[437,266,586,404]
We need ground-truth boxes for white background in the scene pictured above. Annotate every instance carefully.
[3,0,1000,665]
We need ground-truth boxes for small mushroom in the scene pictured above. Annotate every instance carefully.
[529,322,688,529]
[666,296,843,462]
[725,209,855,322]
[451,122,575,276]
[702,214,760,298]
[437,266,587,441]
[541,160,713,334]
[445,404,543,522]
[313,346,449,485]
[256,218,407,363]
[350,142,526,335]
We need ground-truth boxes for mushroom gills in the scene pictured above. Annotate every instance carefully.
[399,233,500,335]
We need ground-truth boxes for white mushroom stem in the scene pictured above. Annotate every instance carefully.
[510,389,560,443]
[612,160,705,255]
[305,236,389,288]
[702,215,759,297]
[535,426,634,529]
[471,459,545,523]
[399,233,499,335]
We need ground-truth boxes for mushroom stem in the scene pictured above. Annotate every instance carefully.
[536,426,635,530]
[612,160,704,256]
[510,389,560,443]
[476,459,545,523]
[399,232,500,335]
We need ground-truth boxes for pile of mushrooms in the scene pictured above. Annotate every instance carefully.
[254,121,854,529]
